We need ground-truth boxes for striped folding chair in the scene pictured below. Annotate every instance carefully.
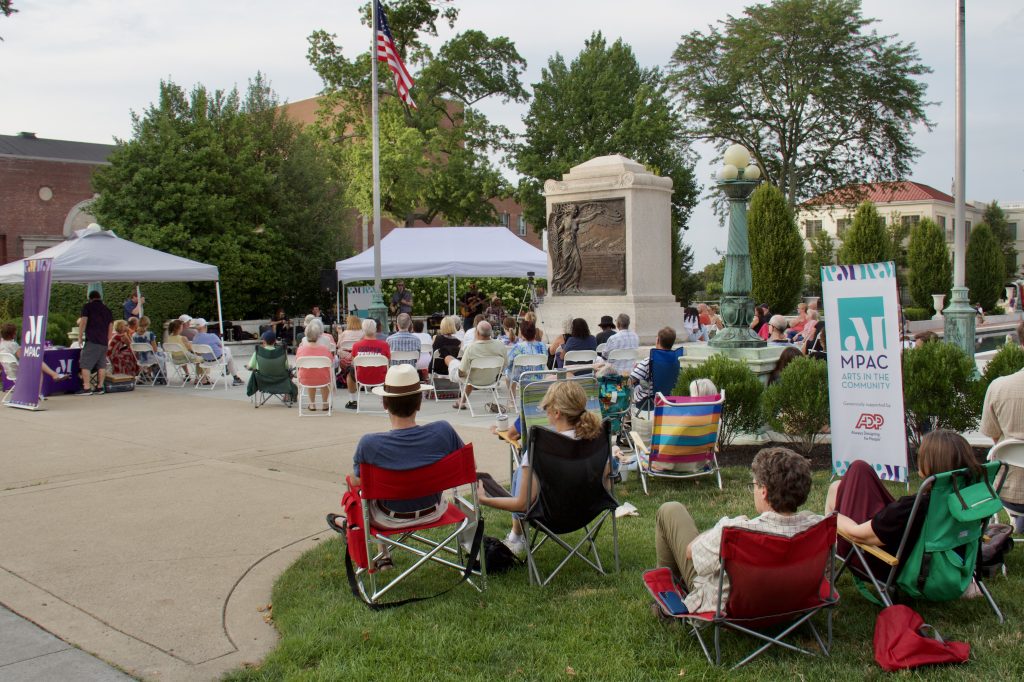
[629,391,725,494]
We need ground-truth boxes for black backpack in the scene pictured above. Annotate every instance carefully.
[474,536,524,574]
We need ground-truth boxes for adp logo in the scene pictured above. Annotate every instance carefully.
[839,296,887,352]
[855,413,885,430]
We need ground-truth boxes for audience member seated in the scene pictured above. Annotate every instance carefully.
[247,330,279,370]
[595,315,616,345]
[507,322,547,386]
[462,314,486,344]
[352,364,463,568]
[547,315,574,369]
[0,322,68,383]
[107,320,140,376]
[787,308,818,342]
[521,311,543,342]
[750,304,770,339]
[630,327,678,410]
[304,314,336,352]
[655,447,821,615]
[767,346,802,385]
[766,315,790,345]
[164,319,195,382]
[192,318,244,386]
[133,316,167,384]
[412,319,433,372]
[178,314,198,341]
[431,316,463,376]
[682,306,708,342]
[603,313,640,373]
[478,380,610,556]
[296,320,334,411]
[344,318,391,409]
[386,313,420,366]
[562,317,597,374]
[981,362,1024,532]
[825,430,979,577]
[337,314,364,375]
[914,330,939,347]
[498,316,517,347]
[802,321,826,360]
[445,320,507,410]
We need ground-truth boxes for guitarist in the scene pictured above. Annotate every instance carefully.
[459,281,485,331]
[389,280,414,319]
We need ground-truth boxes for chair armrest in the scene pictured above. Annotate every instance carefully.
[496,429,521,453]
[629,430,650,456]
[837,528,899,567]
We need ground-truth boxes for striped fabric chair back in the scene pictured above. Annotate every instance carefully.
[518,370,602,438]
[650,392,724,467]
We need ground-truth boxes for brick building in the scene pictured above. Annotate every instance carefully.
[0,132,116,264]
[280,96,541,252]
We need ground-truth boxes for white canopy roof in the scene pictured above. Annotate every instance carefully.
[0,225,219,284]
[335,227,547,282]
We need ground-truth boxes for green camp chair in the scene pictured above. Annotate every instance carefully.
[247,345,297,407]
[837,460,1007,623]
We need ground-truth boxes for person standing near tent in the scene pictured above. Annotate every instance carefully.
[123,289,144,320]
[77,290,113,395]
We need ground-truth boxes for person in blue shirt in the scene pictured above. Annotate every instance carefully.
[192,318,244,386]
[123,291,144,320]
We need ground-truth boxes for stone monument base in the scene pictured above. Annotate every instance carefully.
[680,342,787,384]
[535,294,683,345]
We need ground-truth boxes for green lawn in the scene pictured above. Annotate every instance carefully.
[225,468,1023,681]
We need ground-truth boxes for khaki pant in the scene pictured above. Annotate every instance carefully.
[655,501,700,589]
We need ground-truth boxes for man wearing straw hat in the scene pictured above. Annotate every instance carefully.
[352,364,464,536]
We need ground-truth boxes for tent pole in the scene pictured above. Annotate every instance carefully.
[335,285,341,328]
[214,281,225,340]
[453,275,457,318]
[136,284,143,318]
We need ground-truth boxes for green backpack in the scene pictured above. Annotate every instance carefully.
[896,461,1004,601]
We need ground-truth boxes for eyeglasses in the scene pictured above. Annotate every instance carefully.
[746,481,761,493]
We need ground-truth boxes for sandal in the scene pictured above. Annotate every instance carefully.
[374,556,394,572]
[452,401,466,410]
[308,405,317,411]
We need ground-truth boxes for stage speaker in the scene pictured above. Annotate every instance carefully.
[320,269,338,293]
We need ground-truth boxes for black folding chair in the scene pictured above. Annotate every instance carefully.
[523,422,619,586]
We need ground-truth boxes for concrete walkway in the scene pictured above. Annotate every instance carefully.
[0,378,510,681]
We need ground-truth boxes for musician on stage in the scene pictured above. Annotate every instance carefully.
[389,280,413,317]
[460,281,485,331]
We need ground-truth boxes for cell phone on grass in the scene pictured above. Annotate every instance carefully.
[658,590,688,615]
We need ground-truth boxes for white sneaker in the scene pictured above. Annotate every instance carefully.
[503,531,527,557]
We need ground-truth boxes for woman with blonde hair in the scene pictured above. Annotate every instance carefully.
[336,314,364,375]
[479,380,608,555]
[431,316,462,376]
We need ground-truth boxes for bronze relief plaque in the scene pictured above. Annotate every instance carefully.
[547,198,626,295]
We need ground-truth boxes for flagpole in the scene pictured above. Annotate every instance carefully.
[371,0,382,292]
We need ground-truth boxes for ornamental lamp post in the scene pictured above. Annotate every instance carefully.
[708,144,766,349]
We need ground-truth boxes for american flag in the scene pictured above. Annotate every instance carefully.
[375,1,416,109]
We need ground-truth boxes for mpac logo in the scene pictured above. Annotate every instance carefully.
[855,413,885,430]
[838,296,887,352]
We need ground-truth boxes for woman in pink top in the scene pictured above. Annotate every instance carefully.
[296,321,334,411]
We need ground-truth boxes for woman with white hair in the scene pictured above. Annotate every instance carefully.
[296,320,334,411]
[304,315,336,352]
[344,318,392,409]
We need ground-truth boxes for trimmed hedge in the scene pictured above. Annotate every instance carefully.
[676,355,764,451]
[1,282,194,332]
[762,357,830,456]
[902,307,931,322]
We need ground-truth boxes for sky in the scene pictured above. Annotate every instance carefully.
[2,0,1023,267]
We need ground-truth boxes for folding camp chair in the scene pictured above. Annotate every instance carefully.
[353,354,388,413]
[645,515,839,669]
[523,423,619,586]
[191,343,229,390]
[988,438,1024,530]
[162,342,196,387]
[458,355,504,418]
[296,355,333,416]
[507,352,546,414]
[327,444,486,604]
[836,461,1006,623]
[629,391,725,494]
[130,342,164,386]
[598,373,631,442]
[246,344,296,407]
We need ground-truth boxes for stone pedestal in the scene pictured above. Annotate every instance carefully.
[681,342,787,384]
[536,155,682,344]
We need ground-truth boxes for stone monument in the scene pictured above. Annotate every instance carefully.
[536,155,683,343]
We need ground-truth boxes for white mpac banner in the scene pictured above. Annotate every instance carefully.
[822,261,909,482]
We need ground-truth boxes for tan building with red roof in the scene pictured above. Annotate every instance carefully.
[798,181,1024,272]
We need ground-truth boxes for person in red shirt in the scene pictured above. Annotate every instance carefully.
[344,318,391,409]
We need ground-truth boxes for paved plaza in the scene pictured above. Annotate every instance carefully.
[0,370,510,681]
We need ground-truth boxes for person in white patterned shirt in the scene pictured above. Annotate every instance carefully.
[654,447,822,614]
[602,313,639,373]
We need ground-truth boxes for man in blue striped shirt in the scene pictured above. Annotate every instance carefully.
[386,313,421,366]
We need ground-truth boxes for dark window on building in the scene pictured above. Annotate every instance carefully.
[0,234,6,264]
[836,218,850,237]
[518,215,527,236]
[804,219,822,239]
[1009,222,1018,240]
[499,212,510,227]
[900,215,921,227]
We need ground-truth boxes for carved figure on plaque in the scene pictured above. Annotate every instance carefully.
[548,200,625,294]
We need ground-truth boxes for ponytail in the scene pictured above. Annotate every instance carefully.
[574,410,603,441]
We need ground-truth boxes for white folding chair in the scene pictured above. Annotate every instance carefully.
[389,350,419,367]
[338,340,356,355]
[162,342,196,387]
[563,349,598,376]
[989,438,1024,533]
[0,351,17,404]
[606,347,639,374]
[130,342,164,386]
[458,356,505,418]
[507,353,547,413]
[296,355,333,416]
[596,342,607,355]
[190,343,229,391]
[353,354,388,413]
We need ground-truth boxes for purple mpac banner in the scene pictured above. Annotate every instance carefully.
[8,258,54,410]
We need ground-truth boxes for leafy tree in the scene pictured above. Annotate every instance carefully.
[762,357,830,456]
[676,355,764,450]
[667,0,931,208]
[965,222,1005,312]
[980,342,1024,394]
[0,0,15,40]
[906,217,952,313]
[91,76,350,318]
[748,183,804,313]
[838,201,888,265]
[902,341,980,451]
[700,257,726,300]
[672,240,703,306]
[306,1,527,226]
[983,201,1018,279]
[804,230,835,297]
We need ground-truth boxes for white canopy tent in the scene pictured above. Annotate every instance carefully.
[0,225,224,330]
[335,226,548,314]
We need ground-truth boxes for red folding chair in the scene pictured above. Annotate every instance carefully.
[327,444,486,606]
[645,515,839,669]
